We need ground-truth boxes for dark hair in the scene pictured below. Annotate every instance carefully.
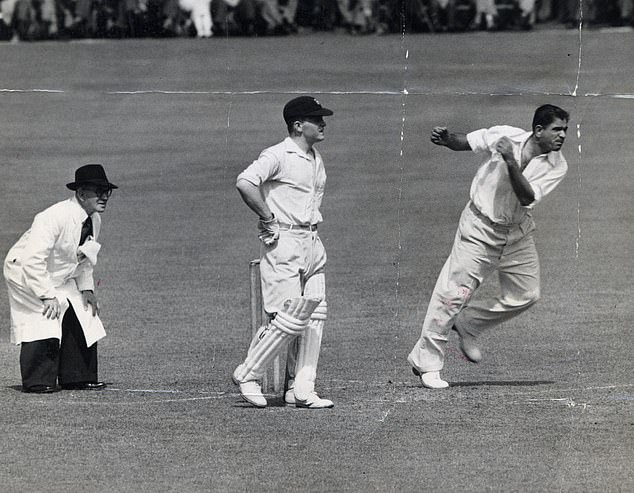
[532,104,569,130]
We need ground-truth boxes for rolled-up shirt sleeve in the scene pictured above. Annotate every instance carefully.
[236,149,281,187]
[467,126,527,156]
[466,128,489,154]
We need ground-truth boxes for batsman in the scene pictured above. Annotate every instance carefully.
[232,96,335,409]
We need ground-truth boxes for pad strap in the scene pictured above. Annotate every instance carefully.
[310,301,327,321]
[272,312,310,335]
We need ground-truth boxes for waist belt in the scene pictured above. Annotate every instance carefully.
[468,202,519,228]
[278,223,318,231]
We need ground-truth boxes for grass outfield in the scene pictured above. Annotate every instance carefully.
[1,29,633,492]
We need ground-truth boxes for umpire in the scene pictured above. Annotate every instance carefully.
[4,164,117,393]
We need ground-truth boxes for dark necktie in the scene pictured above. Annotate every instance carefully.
[79,216,93,246]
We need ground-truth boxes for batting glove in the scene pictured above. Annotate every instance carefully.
[258,214,280,246]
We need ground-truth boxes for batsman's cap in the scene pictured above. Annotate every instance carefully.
[66,164,118,191]
[283,96,333,124]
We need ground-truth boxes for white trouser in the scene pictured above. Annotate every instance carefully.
[408,203,540,372]
[259,229,326,314]
[191,0,212,37]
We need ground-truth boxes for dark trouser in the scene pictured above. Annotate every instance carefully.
[20,303,98,390]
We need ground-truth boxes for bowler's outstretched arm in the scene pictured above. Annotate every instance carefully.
[430,127,471,151]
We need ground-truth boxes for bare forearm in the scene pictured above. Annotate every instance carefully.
[444,133,471,151]
[430,127,472,151]
[236,179,273,219]
[505,160,535,206]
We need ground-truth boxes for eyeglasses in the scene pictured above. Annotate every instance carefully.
[85,187,113,198]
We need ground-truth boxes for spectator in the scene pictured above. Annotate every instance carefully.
[0,0,17,39]
[212,0,256,35]
[277,0,297,30]
[12,0,36,40]
[211,0,290,35]
[615,0,633,25]
[162,0,190,35]
[473,0,496,29]
[179,0,212,36]
[337,0,374,33]
[1,0,627,41]
[558,0,578,27]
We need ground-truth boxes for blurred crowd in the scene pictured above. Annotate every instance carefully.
[0,0,632,41]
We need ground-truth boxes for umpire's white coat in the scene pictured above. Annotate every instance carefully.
[3,196,106,347]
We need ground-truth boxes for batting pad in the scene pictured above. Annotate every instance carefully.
[234,297,321,383]
[293,300,327,401]
[247,325,268,354]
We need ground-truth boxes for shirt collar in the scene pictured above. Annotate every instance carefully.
[283,137,316,161]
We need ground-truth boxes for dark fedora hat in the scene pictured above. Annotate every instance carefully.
[283,96,333,124]
[66,164,118,191]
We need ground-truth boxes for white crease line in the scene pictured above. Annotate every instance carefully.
[145,395,228,403]
[105,90,406,95]
[106,387,230,396]
[584,93,634,98]
[104,90,565,97]
[4,88,631,98]
[108,388,182,393]
[1,89,64,93]
[71,395,230,405]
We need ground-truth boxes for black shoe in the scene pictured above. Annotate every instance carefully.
[61,381,107,390]
[23,385,59,394]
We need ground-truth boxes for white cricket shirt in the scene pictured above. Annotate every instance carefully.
[466,125,568,224]
[237,137,326,226]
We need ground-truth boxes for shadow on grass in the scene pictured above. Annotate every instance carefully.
[232,396,287,408]
[450,380,555,387]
